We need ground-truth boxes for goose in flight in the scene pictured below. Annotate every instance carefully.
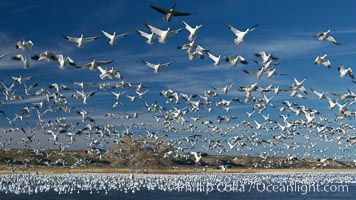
[338,66,354,79]
[150,4,191,22]
[100,30,130,46]
[31,51,57,61]
[266,68,287,78]
[72,90,96,104]
[213,82,234,94]
[97,66,122,80]
[315,29,340,45]
[225,23,258,45]
[207,51,222,66]
[73,81,97,89]
[53,54,76,70]
[190,151,202,163]
[135,28,157,45]
[310,88,328,100]
[12,54,30,69]
[63,34,99,48]
[78,59,113,71]
[314,54,331,68]
[11,75,33,85]
[142,60,174,73]
[178,41,208,60]
[182,21,202,41]
[16,40,34,51]
[225,55,248,67]
[144,23,182,44]
[255,51,279,64]
[242,68,267,79]
[291,77,308,94]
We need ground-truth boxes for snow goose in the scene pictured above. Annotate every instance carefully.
[315,29,340,45]
[266,68,286,78]
[31,50,57,61]
[72,90,96,104]
[338,66,354,79]
[310,88,328,100]
[291,77,308,94]
[142,60,174,73]
[207,51,222,66]
[182,21,202,41]
[255,51,278,64]
[16,40,34,51]
[12,54,30,69]
[73,81,97,89]
[135,28,157,45]
[225,23,258,45]
[225,55,248,67]
[53,55,76,70]
[314,54,331,68]
[242,68,266,79]
[11,75,33,85]
[144,23,182,44]
[100,30,130,46]
[63,34,99,48]
[97,66,122,79]
[150,4,191,22]
[190,151,202,164]
[213,82,234,94]
[78,59,113,71]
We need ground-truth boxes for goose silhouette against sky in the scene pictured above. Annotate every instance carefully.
[150,3,191,22]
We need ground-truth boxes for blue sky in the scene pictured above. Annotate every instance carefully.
[0,0,356,161]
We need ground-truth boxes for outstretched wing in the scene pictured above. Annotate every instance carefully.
[83,36,99,42]
[150,5,169,14]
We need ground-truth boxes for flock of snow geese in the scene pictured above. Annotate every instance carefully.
[0,3,356,172]
[0,172,354,195]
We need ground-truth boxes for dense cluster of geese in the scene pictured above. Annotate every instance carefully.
[0,172,354,195]
[0,3,356,172]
